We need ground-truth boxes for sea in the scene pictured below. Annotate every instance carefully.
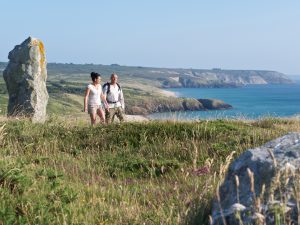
[149,80,300,120]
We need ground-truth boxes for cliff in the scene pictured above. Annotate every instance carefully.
[125,96,232,115]
[161,70,293,88]
[0,62,293,88]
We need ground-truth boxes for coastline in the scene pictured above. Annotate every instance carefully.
[125,114,149,122]
[159,89,177,97]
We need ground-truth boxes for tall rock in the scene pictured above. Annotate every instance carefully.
[3,37,49,122]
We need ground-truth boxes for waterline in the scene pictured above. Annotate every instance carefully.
[149,83,300,120]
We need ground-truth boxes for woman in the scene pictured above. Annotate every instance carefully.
[84,72,108,125]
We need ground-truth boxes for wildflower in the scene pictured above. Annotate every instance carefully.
[230,203,246,212]
[235,175,239,188]
[282,162,296,175]
[284,206,292,213]
[209,215,213,225]
[268,200,280,205]
[252,212,265,221]
[247,168,255,193]
[192,166,210,176]
[267,149,277,167]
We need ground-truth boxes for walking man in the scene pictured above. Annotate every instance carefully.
[103,73,125,123]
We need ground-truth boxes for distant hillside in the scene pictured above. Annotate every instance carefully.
[0,62,293,87]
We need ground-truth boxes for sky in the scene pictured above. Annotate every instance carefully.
[1,0,300,74]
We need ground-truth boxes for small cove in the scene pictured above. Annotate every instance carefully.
[149,81,300,120]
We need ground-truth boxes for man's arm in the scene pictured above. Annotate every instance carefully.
[102,85,109,111]
[120,89,125,110]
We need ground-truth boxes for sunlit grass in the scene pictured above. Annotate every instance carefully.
[1,118,300,224]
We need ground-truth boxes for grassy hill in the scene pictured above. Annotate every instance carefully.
[1,118,299,224]
[0,62,299,223]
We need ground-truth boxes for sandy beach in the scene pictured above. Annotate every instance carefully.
[159,89,177,97]
[124,114,149,122]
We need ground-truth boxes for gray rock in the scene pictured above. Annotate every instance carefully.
[212,132,300,225]
[197,99,232,110]
[3,37,49,122]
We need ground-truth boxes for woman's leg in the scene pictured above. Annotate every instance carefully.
[89,112,97,125]
[97,108,105,124]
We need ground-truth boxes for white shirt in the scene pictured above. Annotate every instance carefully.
[87,84,102,105]
[103,83,125,109]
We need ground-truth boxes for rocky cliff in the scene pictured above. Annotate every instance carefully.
[161,70,293,88]
[0,63,293,88]
[125,97,232,115]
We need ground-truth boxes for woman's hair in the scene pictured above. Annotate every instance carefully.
[90,72,101,82]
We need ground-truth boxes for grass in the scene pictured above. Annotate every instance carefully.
[1,118,300,224]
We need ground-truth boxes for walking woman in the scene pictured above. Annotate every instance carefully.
[84,72,108,125]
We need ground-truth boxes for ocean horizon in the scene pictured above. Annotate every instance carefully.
[149,81,300,120]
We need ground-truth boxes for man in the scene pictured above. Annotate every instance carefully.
[103,73,125,123]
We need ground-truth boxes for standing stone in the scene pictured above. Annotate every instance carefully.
[3,37,49,122]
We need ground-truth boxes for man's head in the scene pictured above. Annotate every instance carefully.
[110,73,118,84]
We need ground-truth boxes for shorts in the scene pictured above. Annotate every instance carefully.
[105,106,124,123]
[88,104,102,114]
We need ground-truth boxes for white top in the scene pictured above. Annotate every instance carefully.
[87,84,102,105]
[103,83,125,109]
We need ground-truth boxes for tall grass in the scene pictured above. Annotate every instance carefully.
[0,118,299,224]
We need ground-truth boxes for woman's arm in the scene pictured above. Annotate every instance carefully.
[101,92,109,110]
[84,87,90,112]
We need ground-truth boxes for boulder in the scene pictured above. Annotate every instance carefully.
[3,37,49,122]
[212,132,300,225]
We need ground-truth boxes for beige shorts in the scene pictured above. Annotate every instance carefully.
[88,104,102,114]
[105,107,124,123]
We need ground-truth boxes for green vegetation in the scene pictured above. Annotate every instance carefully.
[0,71,229,117]
[0,62,297,223]
[1,118,299,224]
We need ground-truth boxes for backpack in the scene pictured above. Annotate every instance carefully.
[103,82,121,95]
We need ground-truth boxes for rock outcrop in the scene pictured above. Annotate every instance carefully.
[125,97,232,115]
[197,99,232,110]
[212,133,300,225]
[162,70,293,88]
[3,37,49,122]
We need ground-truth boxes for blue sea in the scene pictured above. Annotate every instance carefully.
[149,81,300,120]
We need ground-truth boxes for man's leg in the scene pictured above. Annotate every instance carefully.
[105,108,112,124]
[105,108,116,124]
[111,113,115,123]
[116,107,124,122]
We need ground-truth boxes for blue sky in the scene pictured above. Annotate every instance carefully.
[1,0,300,74]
